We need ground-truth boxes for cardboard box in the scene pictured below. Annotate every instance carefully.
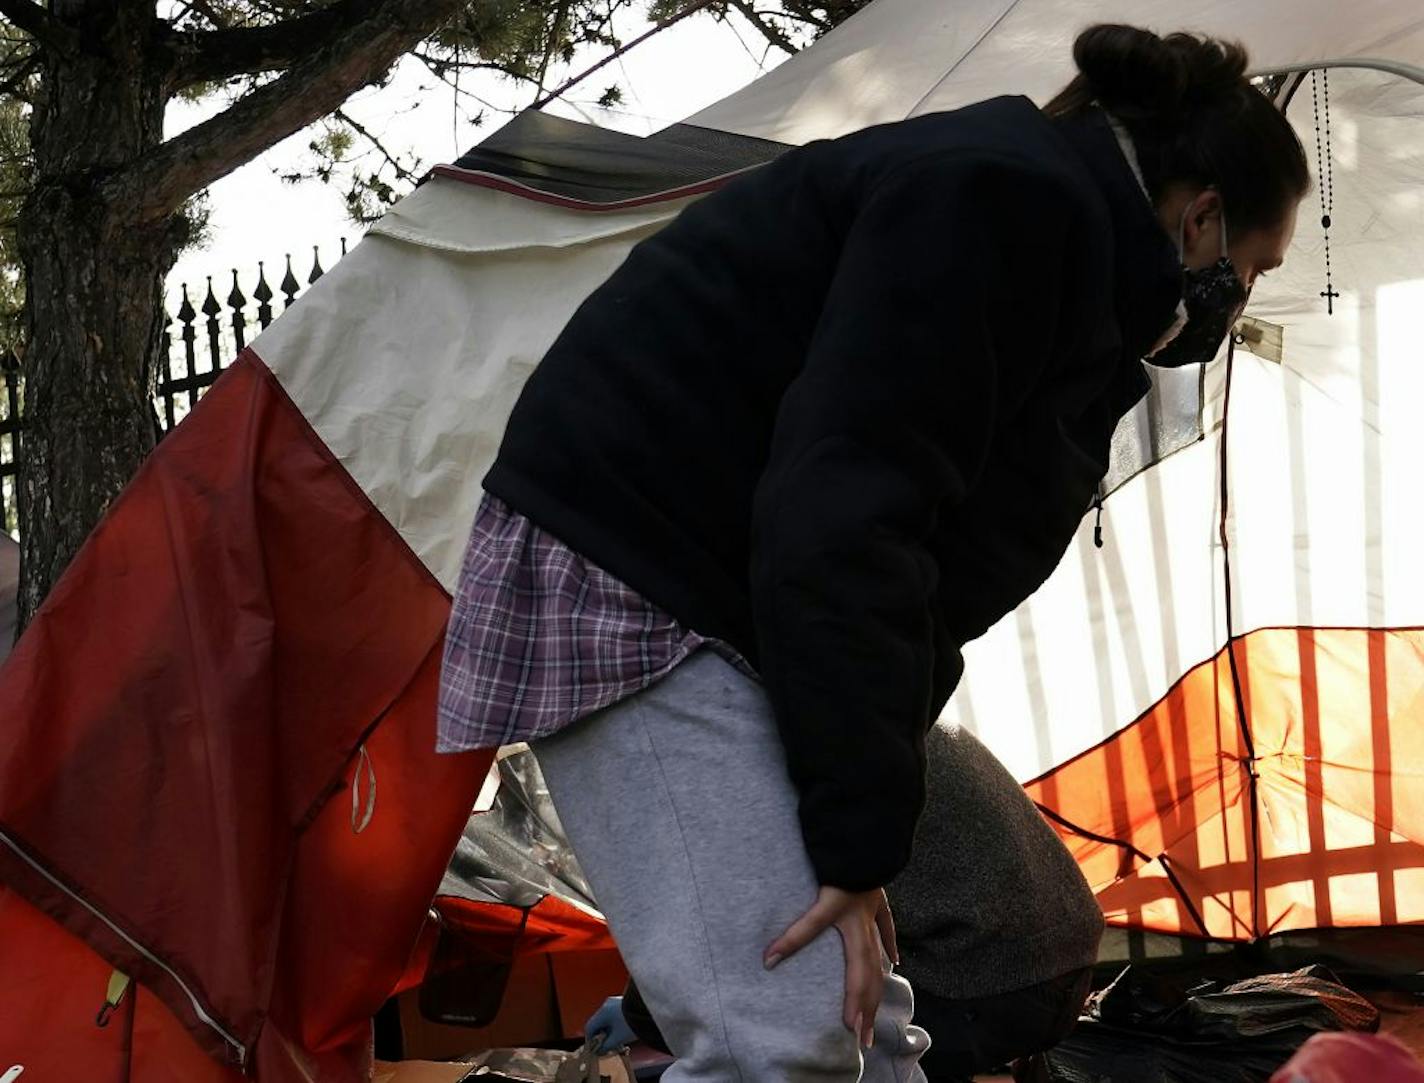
[549,950,629,1039]
[373,1060,476,1083]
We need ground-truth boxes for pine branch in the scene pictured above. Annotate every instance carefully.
[727,0,797,56]
[413,55,511,118]
[166,0,369,87]
[532,0,572,105]
[0,0,79,54]
[758,7,825,30]
[532,0,719,109]
[0,50,37,96]
[409,48,526,83]
[108,0,464,223]
[0,47,36,91]
[179,0,237,28]
[331,107,418,182]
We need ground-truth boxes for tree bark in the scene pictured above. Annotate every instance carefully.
[12,0,463,638]
[15,0,180,633]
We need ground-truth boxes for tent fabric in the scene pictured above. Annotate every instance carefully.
[1027,626,1424,939]
[3,0,1424,1078]
[688,0,1424,144]
[0,886,240,1083]
[442,111,783,205]
[942,64,1424,762]
[256,195,693,592]
[942,66,1424,938]
[0,354,491,1078]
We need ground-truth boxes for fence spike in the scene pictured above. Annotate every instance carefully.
[308,244,324,285]
[226,268,247,310]
[229,269,248,353]
[254,261,274,330]
[202,276,224,382]
[201,276,221,318]
[280,253,300,309]
[176,284,196,328]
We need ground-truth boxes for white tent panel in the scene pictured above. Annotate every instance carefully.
[947,67,1424,777]
[1227,69,1424,635]
[691,0,1424,144]
[945,428,1225,781]
[252,177,687,591]
[250,13,1424,788]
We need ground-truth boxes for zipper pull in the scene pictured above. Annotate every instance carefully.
[1092,489,1105,550]
[351,744,376,834]
[96,970,130,1028]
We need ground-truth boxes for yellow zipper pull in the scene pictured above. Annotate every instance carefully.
[96,970,131,1028]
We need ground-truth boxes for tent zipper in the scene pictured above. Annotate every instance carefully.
[0,826,248,1068]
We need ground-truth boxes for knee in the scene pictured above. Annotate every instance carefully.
[675,999,864,1080]
[750,1017,864,1080]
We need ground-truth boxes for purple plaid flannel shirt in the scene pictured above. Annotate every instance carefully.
[437,493,750,752]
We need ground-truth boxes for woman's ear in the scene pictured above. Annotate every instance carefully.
[1182,189,1224,268]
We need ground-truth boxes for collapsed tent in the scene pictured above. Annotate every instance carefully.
[2,0,1424,1079]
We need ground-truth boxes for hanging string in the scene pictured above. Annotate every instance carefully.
[1311,70,1338,314]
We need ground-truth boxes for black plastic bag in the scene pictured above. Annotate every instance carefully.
[1043,964,1379,1082]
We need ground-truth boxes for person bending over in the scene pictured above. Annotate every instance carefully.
[439,23,1308,1082]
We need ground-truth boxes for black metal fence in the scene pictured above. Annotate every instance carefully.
[0,239,348,540]
[0,350,20,541]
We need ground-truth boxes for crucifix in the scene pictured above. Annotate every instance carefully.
[1312,71,1337,315]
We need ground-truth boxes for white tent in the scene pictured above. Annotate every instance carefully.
[260,0,1424,939]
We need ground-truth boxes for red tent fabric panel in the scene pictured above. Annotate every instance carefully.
[1028,627,1424,940]
[0,886,240,1083]
[262,644,492,1067]
[0,352,477,1074]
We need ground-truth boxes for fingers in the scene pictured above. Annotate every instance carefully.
[765,888,888,1051]
[764,894,836,970]
[874,892,900,966]
[838,910,885,1050]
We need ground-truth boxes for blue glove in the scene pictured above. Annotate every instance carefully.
[584,995,637,1053]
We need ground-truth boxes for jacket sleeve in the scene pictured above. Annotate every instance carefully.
[748,151,1071,891]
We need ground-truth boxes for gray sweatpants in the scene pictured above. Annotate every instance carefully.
[534,650,929,1082]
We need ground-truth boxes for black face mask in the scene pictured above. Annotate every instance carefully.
[1149,209,1249,369]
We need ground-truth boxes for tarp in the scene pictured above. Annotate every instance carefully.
[1042,965,1380,1081]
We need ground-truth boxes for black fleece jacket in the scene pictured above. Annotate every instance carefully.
[485,97,1182,890]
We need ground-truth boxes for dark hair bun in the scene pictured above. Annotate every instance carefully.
[1074,24,1248,120]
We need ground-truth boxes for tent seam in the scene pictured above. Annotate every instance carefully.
[905,0,1025,117]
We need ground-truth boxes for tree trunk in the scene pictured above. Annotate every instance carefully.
[15,0,182,634]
